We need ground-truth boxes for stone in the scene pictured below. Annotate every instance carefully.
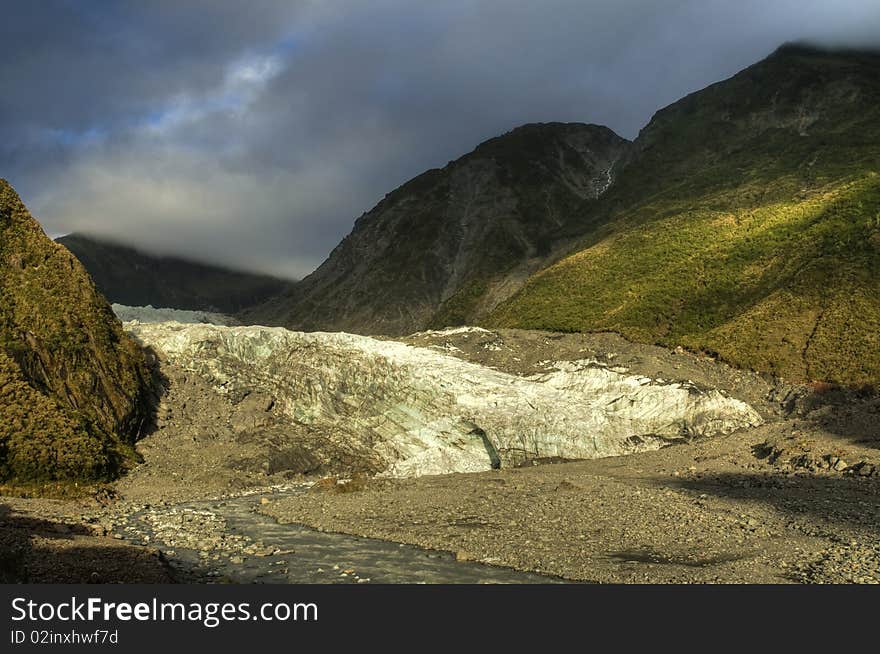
[855,462,876,477]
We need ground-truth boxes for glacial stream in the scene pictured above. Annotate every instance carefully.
[121,490,567,584]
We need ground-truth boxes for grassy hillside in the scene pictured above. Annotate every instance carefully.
[0,181,151,483]
[489,46,880,385]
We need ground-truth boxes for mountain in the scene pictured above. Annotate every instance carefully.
[244,123,629,334]
[0,181,151,483]
[489,44,880,386]
[57,234,295,314]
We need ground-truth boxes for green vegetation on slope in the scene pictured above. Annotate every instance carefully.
[0,352,113,481]
[489,46,880,386]
[0,180,151,483]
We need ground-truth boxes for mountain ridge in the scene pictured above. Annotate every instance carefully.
[249,44,880,385]
[40,44,880,387]
[57,233,296,315]
[243,122,631,334]
[489,45,880,385]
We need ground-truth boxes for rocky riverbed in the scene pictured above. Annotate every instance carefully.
[109,490,567,584]
[259,436,880,584]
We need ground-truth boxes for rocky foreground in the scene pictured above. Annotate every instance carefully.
[259,432,880,584]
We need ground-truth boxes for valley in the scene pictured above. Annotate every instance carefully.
[2,44,879,586]
[3,311,878,584]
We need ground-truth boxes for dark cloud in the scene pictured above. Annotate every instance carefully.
[1,1,879,278]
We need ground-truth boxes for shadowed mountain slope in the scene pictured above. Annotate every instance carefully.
[57,234,295,314]
[244,123,630,334]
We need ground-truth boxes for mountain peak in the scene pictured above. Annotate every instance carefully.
[469,122,627,160]
[246,121,630,334]
[770,40,880,60]
[490,46,880,386]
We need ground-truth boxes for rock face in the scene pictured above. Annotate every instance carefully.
[0,180,151,482]
[244,123,629,335]
[127,322,762,478]
[57,233,295,314]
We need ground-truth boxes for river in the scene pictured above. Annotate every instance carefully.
[120,489,569,584]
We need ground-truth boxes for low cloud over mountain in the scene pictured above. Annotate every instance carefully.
[2,1,879,278]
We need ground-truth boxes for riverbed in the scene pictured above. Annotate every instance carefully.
[119,489,568,584]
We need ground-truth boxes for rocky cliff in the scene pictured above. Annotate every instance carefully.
[0,180,151,482]
[244,123,629,334]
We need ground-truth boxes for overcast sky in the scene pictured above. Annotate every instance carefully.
[1,1,879,279]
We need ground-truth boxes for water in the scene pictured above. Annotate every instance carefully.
[124,491,568,584]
